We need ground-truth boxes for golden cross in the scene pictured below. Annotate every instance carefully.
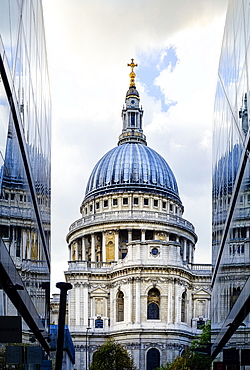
[127,58,138,73]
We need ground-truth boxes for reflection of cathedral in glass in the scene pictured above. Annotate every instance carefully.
[65,60,211,370]
[0,0,51,353]
[0,118,50,276]
[211,0,250,363]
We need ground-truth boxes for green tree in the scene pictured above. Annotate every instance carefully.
[157,322,212,370]
[89,339,138,370]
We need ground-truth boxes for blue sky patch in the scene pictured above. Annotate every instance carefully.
[136,46,179,111]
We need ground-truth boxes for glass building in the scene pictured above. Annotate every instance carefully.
[211,0,250,366]
[0,0,51,353]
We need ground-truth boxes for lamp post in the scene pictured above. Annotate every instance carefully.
[55,282,72,370]
[86,326,91,370]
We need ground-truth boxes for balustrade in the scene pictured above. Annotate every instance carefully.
[69,210,195,233]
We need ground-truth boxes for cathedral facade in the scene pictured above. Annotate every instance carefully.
[65,60,211,370]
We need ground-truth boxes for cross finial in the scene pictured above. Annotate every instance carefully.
[127,58,138,87]
[127,58,138,73]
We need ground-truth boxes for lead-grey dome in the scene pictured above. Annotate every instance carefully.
[84,142,181,204]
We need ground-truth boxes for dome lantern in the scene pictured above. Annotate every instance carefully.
[118,59,146,145]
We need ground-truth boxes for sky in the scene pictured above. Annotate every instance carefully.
[42,0,227,293]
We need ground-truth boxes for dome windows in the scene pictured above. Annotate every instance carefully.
[154,199,158,207]
[133,197,138,205]
[81,194,182,216]
[123,197,128,205]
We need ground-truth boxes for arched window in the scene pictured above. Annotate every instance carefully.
[147,288,160,319]
[181,291,187,322]
[146,348,160,370]
[117,291,124,322]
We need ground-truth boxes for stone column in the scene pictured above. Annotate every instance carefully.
[90,297,94,327]
[82,237,86,261]
[128,229,132,243]
[22,231,27,259]
[183,239,187,263]
[91,234,96,262]
[102,233,106,262]
[83,283,88,326]
[75,283,80,325]
[168,283,172,323]
[115,230,119,261]
[110,288,114,327]
[27,230,31,259]
[75,240,79,261]
[128,279,133,323]
[191,244,194,263]
[174,282,179,323]
[68,244,71,262]
[135,278,140,323]
[141,230,146,242]
[104,296,109,328]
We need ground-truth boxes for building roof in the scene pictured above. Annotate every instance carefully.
[84,142,181,204]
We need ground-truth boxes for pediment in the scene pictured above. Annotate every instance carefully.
[90,287,109,297]
[193,288,210,298]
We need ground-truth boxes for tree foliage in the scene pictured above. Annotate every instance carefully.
[157,322,212,370]
[89,339,138,370]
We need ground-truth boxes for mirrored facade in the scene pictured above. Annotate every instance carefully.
[211,0,250,364]
[0,0,51,351]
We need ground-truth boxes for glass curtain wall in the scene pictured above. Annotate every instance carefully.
[0,0,51,349]
[211,0,250,364]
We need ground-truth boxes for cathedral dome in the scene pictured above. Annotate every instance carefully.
[83,59,181,206]
[84,142,181,204]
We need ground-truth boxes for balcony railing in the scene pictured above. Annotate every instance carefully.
[68,260,115,271]
[68,210,195,234]
[190,263,212,274]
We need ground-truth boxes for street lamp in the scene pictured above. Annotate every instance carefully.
[55,282,72,370]
[86,327,91,370]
